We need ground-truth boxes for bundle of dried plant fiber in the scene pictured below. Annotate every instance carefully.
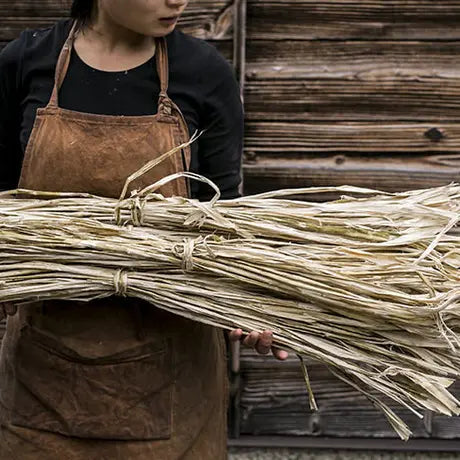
[0,172,459,440]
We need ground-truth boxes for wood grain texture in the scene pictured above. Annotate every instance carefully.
[247,1,460,40]
[243,153,460,197]
[247,40,460,77]
[239,349,460,438]
[245,80,460,122]
[244,122,460,153]
[245,40,460,121]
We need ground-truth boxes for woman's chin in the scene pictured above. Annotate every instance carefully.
[146,22,178,37]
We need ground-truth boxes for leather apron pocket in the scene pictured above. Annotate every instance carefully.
[12,326,174,440]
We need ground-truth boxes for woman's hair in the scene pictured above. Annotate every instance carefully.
[70,0,95,25]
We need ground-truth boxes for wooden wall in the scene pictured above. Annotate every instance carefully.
[242,1,460,195]
[239,349,460,439]
[2,0,460,443]
[239,0,460,440]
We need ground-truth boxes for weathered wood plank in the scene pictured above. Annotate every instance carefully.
[247,40,460,73]
[239,350,436,438]
[245,40,460,121]
[245,80,460,122]
[243,154,460,197]
[244,122,460,154]
[247,1,460,40]
[0,0,233,41]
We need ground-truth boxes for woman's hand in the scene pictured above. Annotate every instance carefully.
[0,302,17,321]
[228,329,289,361]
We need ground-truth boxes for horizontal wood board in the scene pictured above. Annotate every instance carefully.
[239,349,460,438]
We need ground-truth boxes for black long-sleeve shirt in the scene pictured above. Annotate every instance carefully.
[0,19,244,200]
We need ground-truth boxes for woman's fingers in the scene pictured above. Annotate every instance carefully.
[242,331,260,349]
[228,329,243,342]
[255,330,272,355]
[272,346,289,361]
[228,329,289,360]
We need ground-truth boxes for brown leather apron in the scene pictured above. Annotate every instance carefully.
[0,21,228,460]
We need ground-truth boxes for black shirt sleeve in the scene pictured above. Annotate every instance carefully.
[196,47,244,201]
[0,38,23,191]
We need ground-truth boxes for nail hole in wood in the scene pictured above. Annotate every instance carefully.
[424,128,443,142]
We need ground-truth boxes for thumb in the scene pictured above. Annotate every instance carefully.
[0,304,7,322]
[3,302,17,317]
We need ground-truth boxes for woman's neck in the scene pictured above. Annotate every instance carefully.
[80,7,155,54]
[74,11,157,73]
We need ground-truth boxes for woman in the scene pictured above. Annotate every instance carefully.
[0,1,288,458]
